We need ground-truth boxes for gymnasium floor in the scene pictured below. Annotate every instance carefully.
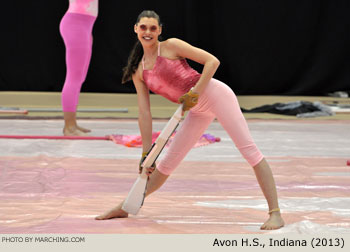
[0,92,349,234]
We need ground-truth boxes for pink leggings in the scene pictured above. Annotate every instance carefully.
[157,79,264,175]
[59,12,96,112]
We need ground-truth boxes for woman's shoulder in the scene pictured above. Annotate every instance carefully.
[161,38,187,59]
[132,62,144,82]
[162,38,185,48]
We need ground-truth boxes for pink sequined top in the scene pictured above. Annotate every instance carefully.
[142,44,201,103]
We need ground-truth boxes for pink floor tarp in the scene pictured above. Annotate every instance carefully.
[0,119,349,234]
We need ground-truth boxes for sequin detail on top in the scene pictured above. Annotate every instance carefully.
[143,55,201,103]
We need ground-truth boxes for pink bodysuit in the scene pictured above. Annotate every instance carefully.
[143,43,264,175]
[142,47,201,103]
[60,0,98,112]
[68,0,99,16]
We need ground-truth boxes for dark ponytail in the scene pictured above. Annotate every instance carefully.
[121,10,162,84]
[121,40,143,83]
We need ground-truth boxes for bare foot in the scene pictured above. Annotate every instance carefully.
[95,205,128,220]
[77,125,91,133]
[260,212,285,230]
[63,126,88,136]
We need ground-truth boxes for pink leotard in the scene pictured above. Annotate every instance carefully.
[142,43,264,175]
[59,0,98,112]
[142,45,201,103]
[68,0,98,17]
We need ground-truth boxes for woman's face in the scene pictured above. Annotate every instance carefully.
[134,17,162,46]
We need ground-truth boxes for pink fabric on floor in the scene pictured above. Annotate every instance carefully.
[0,155,349,234]
[109,131,220,148]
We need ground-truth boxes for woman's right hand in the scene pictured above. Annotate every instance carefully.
[139,152,156,176]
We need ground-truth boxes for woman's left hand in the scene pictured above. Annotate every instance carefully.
[178,88,199,112]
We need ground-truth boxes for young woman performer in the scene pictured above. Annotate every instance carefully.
[96,10,285,230]
[59,0,98,136]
